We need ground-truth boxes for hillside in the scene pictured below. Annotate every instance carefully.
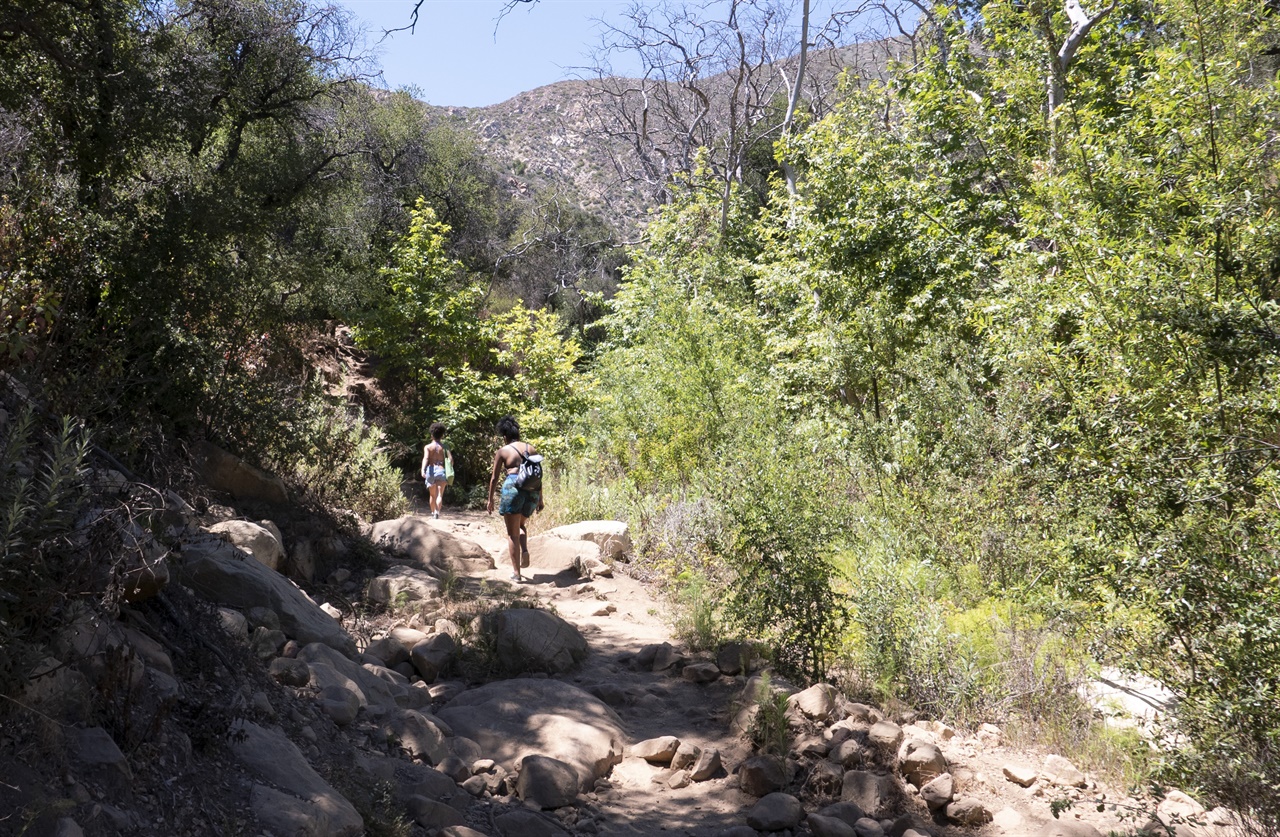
[426,37,913,240]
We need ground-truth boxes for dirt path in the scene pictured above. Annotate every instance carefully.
[412,507,1176,837]
[424,508,758,835]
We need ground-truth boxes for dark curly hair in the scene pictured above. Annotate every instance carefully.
[429,422,446,440]
[496,415,521,442]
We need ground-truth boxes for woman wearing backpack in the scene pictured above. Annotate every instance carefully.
[487,415,543,582]
[421,422,452,519]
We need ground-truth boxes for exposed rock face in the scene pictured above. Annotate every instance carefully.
[482,607,587,674]
[369,516,493,574]
[437,679,625,790]
[230,721,363,837]
[173,535,356,656]
[196,441,288,504]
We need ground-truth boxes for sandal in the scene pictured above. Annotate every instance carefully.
[520,551,531,568]
[509,573,523,582]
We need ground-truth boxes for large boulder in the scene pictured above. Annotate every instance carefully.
[298,642,404,709]
[173,536,356,657]
[543,520,632,560]
[437,679,625,790]
[209,520,286,572]
[367,566,441,606]
[524,534,601,575]
[230,721,362,837]
[196,441,288,505]
[482,608,588,674]
[369,516,493,575]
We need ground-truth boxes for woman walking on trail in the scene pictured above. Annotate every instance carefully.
[487,415,542,582]
[421,422,451,519]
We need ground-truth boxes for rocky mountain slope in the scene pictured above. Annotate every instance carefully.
[426,38,914,240]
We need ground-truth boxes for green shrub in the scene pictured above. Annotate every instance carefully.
[0,406,93,697]
[274,387,407,521]
[669,570,723,652]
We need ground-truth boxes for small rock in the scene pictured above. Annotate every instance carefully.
[842,771,895,818]
[671,741,701,770]
[976,722,1002,746]
[406,795,465,830]
[1038,821,1103,837]
[868,720,904,750]
[809,813,859,837]
[899,739,947,787]
[808,760,845,795]
[919,773,954,810]
[683,662,721,683]
[746,792,805,831]
[993,808,1025,831]
[631,736,680,764]
[1041,754,1086,787]
[854,817,886,837]
[1002,763,1038,787]
[946,798,993,826]
[738,755,787,797]
[690,748,722,781]
[789,683,839,721]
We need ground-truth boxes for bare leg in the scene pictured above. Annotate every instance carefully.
[430,483,444,515]
[504,513,527,578]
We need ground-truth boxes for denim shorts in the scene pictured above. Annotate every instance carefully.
[499,474,539,517]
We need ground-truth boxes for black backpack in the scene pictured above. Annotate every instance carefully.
[514,442,544,490]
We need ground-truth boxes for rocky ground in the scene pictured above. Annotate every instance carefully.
[0,466,1235,837]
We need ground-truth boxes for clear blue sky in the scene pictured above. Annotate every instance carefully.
[337,0,638,107]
